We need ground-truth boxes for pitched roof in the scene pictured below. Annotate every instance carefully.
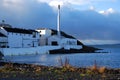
[3,27,36,34]
[0,32,6,37]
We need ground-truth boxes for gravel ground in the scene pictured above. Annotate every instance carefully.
[0,62,120,80]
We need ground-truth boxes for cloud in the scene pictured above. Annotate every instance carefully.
[59,7,120,40]
[88,6,116,15]
[3,0,24,6]
[49,1,64,8]
[37,0,89,10]
[89,6,95,10]
[37,0,90,5]
[99,8,115,15]
[0,0,120,42]
[0,0,56,28]
[37,0,117,7]
[2,0,25,11]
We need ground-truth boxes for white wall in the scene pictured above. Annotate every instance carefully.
[36,29,52,46]
[2,46,62,56]
[60,38,77,46]
[39,37,47,46]
[48,36,78,46]
[64,45,82,50]
[0,37,8,48]
[48,35,61,45]
[0,27,40,48]
[48,36,82,49]
[8,33,22,48]
[45,29,51,37]
[36,29,52,37]
[8,32,39,48]
[0,37,7,42]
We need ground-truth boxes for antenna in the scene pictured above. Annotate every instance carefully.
[57,5,61,37]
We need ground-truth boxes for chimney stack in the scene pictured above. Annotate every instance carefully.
[57,5,61,37]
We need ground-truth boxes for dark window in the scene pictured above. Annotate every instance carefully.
[51,41,58,46]
[40,35,41,37]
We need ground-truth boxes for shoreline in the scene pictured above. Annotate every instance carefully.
[0,61,120,80]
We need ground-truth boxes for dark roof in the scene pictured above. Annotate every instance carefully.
[3,27,36,34]
[0,32,6,37]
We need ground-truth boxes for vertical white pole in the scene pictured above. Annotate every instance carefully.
[57,5,61,37]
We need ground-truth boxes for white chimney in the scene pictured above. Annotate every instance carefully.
[57,5,61,37]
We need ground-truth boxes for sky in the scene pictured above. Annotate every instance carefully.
[0,0,120,44]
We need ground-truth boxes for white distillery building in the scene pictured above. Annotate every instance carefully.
[0,23,39,48]
[36,28,82,49]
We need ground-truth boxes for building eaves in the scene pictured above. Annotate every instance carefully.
[3,27,35,34]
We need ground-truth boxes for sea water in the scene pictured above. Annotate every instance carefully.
[4,44,120,68]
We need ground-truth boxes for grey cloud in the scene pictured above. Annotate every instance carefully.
[0,1,120,41]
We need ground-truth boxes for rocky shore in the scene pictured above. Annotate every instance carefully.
[0,61,120,80]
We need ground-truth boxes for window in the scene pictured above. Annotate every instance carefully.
[40,35,41,37]
[51,41,58,46]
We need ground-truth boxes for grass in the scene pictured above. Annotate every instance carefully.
[89,60,107,74]
[0,58,120,80]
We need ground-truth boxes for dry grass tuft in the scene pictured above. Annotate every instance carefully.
[58,57,70,67]
[58,57,76,72]
[90,60,106,74]
[98,66,106,74]
[90,60,98,72]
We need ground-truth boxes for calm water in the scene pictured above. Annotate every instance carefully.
[4,44,120,68]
